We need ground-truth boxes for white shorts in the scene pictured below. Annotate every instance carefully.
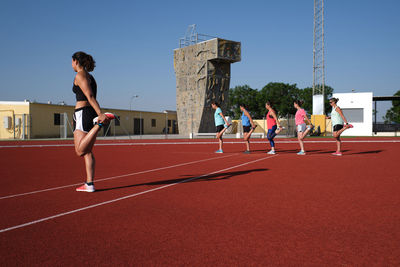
[297,123,307,132]
[73,106,97,133]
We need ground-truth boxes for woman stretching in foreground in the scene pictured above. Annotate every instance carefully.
[71,51,115,192]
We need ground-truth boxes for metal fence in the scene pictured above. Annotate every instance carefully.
[0,113,30,140]
[373,123,400,133]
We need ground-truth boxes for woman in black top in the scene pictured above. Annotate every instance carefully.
[71,51,114,192]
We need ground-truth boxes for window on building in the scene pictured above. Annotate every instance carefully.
[168,120,171,127]
[54,113,61,125]
[151,119,156,127]
[342,108,364,123]
[115,116,120,126]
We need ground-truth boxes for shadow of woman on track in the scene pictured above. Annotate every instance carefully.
[96,168,269,192]
[346,149,384,155]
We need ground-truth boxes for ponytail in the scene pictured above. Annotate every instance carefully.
[329,97,339,103]
[72,51,96,72]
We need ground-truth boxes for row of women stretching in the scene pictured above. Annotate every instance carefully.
[71,51,353,193]
[211,98,353,156]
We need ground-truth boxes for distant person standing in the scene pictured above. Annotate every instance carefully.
[294,100,313,155]
[328,97,353,156]
[239,104,257,154]
[211,102,231,153]
[71,51,115,192]
[265,101,282,154]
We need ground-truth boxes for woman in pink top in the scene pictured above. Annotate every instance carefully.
[294,100,313,155]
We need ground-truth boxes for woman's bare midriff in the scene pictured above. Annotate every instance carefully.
[75,101,90,109]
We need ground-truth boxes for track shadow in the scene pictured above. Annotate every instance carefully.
[305,149,383,155]
[250,149,273,153]
[275,149,298,153]
[256,149,327,154]
[250,149,301,153]
[240,150,271,154]
[307,149,349,154]
[347,150,384,155]
[96,168,269,192]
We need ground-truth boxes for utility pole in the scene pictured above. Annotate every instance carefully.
[313,0,325,115]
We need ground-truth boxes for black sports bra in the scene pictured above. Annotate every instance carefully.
[72,74,97,101]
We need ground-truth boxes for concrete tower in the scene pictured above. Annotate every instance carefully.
[174,38,241,135]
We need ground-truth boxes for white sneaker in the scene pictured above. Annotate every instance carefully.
[76,183,95,192]
[267,150,276,155]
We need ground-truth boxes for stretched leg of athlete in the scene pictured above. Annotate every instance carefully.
[74,126,101,185]
[244,125,257,152]
[74,125,101,156]
[267,133,276,153]
[335,124,351,137]
[243,132,250,151]
[334,133,341,153]
[299,127,311,139]
[244,125,256,141]
[215,127,228,152]
[216,127,227,140]
[266,126,277,154]
[218,135,223,151]
[297,132,305,152]
[84,152,95,183]
[332,125,353,155]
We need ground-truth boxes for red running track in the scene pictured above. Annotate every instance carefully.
[1,137,400,266]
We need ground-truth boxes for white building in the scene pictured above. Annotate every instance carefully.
[331,92,373,136]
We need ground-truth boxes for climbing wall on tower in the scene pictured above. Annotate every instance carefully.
[174,38,241,135]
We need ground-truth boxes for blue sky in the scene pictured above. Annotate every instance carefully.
[0,0,399,120]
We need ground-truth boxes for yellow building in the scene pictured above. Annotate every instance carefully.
[0,101,178,139]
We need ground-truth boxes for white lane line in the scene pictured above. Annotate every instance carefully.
[0,154,236,200]
[0,139,399,148]
[0,155,277,233]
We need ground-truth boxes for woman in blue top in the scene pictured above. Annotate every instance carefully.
[327,97,353,156]
[211,101,231,153]
[239,104,257,154]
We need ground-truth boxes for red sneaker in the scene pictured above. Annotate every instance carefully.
[76,183,95,192]
[105,112,116,120]
[346,124,354,128]
[93,112,116,124]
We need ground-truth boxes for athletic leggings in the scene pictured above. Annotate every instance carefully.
[267,125,277,147]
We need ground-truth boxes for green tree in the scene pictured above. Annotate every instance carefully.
[227,83,335,119]
[300,85,334,114]
[383,90,400,123]
[298,87,313,113]
[257,82,301,117]
[227,85,259,119]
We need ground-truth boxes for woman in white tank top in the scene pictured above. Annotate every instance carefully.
[327,98,353,156]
